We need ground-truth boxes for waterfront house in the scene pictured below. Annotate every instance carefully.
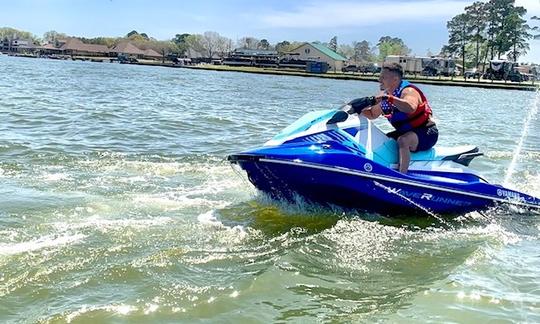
[1,38,39,54]
[58,38,109,57]
[142,48,162,60]
[110,41,146,59]
[286,42,347,72]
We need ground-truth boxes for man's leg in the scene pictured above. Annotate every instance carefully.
[397,132,419,173]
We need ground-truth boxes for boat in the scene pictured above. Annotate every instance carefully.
[228,108,540,215]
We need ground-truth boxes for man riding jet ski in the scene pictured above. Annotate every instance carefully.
[228,66,540,215]
[347,62,438,174]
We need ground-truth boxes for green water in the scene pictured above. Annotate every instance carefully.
[0,56,539,323]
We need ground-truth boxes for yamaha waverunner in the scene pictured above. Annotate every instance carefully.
[228,104,540,215]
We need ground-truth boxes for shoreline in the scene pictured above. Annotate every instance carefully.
[130,61,539,91]
[179,64,539,92]
[4,54,538,91]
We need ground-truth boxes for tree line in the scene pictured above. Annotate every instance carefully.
[444,0,536,70]
[2,26,413,64]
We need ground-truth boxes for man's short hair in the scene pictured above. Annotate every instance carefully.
[382,62,403,78]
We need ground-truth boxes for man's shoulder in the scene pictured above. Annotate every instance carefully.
[401,86,420,96]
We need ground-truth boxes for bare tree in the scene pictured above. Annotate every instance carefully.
[43,30,68,44]
[237,36,259,49]
[186,31,232,58]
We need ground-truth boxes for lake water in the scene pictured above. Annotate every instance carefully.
[1,56,539,323]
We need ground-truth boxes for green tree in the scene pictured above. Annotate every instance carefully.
[353,40,374,63]
[377,36,410,60]
[275,41,303,53]
[257,39,270,50]
[80,36,118,47]
[465,1,487,67]
[504,10,531,61]
[126,30,139,38]
[447,13,471,71]
[328,36,337,52]
[275,40,291,53]
[173,33,191,56]
[185,34,205,56]
[0,27,39,43]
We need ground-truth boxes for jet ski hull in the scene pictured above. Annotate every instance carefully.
[230,154,540,215]
[228,111,540,216]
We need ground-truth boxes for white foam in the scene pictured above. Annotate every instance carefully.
[197,210,224,227]
[51,216,172,232]
[0,233,86,256]
[66,304,137,322]
[42,172,71,182]
[131,193,230,210]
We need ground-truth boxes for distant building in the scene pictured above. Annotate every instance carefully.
[110,41,146,58]
[1,38,39,53]
[384,55,456,76]
[223,48,279,67]
[57,38,109,57]
[143,48,162,60]
[286,43,347,72]
[185,48,221,63]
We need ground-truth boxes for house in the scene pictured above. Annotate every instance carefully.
[286,42,347,72]
[1,38,39,53]
[143,48,162,60]
[110,41,146,58]
[58,38,109,56]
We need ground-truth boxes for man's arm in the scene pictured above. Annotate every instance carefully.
[379,87,422,113]
[361,103,383,119]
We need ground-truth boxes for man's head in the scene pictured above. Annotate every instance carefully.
[379,63,403,92]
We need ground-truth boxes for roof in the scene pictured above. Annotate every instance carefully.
[59,38,109,53]
[41,43,58,49]
[143,48,162,58]
[110,42,145,55]
[233,48,278,56]
[309,42,347,61]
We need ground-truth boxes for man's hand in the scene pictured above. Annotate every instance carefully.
[341,104,355,114]
[348,96,376,114]
[375,94,389,104]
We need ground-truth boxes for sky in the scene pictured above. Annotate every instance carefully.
[3,0,540,63]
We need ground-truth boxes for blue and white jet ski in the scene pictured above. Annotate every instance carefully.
[228,109,540,215]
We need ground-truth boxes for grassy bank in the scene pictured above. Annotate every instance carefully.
[174,64,538,92]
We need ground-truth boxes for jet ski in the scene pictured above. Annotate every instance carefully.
[228,107,540,215]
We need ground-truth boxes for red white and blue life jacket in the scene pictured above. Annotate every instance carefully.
[380,80,433,133]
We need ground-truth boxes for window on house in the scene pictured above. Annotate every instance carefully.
[305,48,310,54]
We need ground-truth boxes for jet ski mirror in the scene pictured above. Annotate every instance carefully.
[326,110,349,124]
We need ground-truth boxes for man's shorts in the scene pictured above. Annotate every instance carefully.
[387,124,439,152]
[413,124,439,152]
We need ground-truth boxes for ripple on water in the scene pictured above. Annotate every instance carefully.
[0,56,539,323]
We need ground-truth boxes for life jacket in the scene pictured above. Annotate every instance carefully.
[380,80,433,133]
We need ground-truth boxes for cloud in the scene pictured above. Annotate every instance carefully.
[260,0,468,28]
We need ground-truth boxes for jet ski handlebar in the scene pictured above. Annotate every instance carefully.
[326,96,377,124]
[347,96,376,114]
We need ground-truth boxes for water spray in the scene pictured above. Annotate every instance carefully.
[503,90,540,187]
